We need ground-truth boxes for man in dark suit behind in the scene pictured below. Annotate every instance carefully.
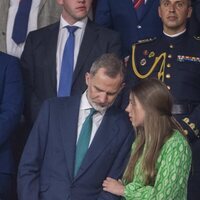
[21,0,122,128]
[18,54,134,200]
[95,0,163,57]
[0,52,23,200]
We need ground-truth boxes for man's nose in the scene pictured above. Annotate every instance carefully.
[99,93,107,104]
[168,3,176,12]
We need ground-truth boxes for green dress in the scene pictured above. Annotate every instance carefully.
[123,130,191,200]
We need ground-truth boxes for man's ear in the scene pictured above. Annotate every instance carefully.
[120,82,125,92]
[85,72,90,86]
[158,6,161,18]
[187,6,192,19]
[56,0,63,6]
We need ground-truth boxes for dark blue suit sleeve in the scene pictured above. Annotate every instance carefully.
[18,100,50,200]
[97,129,134,200]
[0,55,23,147]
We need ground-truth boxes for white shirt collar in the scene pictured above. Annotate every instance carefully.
[80,91,92,111]
[59,16,88,30]
[163,29,186,38]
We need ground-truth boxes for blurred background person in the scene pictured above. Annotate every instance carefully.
[188,0,200,35]
[0,52,23,200]
[95,0,163,58]
[0,0,62,58]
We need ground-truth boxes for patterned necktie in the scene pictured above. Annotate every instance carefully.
[12,0,33,44]
[134,0,145,20]
[134,0,144,9]
[74,108,96,176]
[58,26,78,97]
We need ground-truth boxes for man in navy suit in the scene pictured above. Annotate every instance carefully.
[95,0,163,57]
[18,54,134,200]
[21,0,122,128]
[0,52,23,200]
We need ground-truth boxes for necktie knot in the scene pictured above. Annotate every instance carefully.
[66,26,78,34]
[88,108,97,118]
[134,0,144,9]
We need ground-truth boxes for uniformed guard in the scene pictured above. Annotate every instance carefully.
[125,0,200,199]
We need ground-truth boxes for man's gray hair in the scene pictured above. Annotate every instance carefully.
[89,53,125,79]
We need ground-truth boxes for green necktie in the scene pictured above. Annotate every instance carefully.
[74,108,96,176]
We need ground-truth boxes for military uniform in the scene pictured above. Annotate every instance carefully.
[126,31,200,200]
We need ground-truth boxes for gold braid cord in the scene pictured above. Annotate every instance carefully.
[131,45,167,81]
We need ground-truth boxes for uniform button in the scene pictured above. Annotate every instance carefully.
[137,25,142,29]
[184,130,188,135]
[168,54,172,58]
[167,63,171,68]
[169,44,174,49]
[166,74,171,78]
[2,32,6,36]
[167,85,171,90]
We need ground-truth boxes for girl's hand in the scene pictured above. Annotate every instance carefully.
[102,177,125,196]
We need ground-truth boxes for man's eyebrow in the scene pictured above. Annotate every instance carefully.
[94,85,118,95]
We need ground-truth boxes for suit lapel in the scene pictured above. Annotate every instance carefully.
[59,97,81,180]
[42,23,59,96]
[72,20,97,86]
[74,108,118,180]
[137,0,155,22]
[39,0,47,10]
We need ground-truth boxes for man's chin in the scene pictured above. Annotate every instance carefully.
[93,104,108,113]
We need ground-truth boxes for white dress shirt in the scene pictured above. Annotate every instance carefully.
[56,16,87,91]
[7,0,40,58]
[77,91,105,146]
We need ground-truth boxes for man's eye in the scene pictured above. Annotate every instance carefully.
[163,2,169,6]
[176,2,184,8]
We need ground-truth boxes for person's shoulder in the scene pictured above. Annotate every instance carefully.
[191,35,200,42]
[44,95,81,106]
[131,37,159,54]
[88,20,119,36]
[0,51,18,61]
[108,106,131,123]
[133,37,158,47]
[27,21,60,37]
[165,130,190,151]
[0,51,19,67]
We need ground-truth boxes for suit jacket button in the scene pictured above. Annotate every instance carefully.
[137,25,142,29]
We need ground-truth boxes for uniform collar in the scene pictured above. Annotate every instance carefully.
[162,30,188,44]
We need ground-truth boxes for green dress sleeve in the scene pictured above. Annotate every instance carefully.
[123,131,191,200]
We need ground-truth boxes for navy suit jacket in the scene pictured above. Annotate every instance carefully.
[21,19,122,127]
[95,0,162,57]
[18,96,134,200]
[0,52,23,174]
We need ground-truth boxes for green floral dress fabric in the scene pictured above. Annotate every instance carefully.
[123,130,191,200]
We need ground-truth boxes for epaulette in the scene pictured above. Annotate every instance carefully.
[193,36,200,41]
[135,37,157,45]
